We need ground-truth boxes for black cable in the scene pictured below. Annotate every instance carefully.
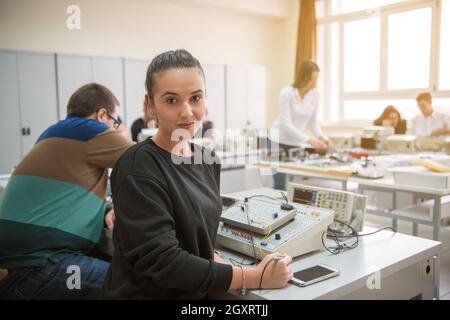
[242,202,258,266]
[229,257,254,266]
[259,257,278,289]
[321,220,396,255]
[281,192,288,204]
[245,193,288,205]
[224,194,294,266]
[358,226,396,237]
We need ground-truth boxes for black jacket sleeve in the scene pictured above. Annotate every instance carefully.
[113,174,233,293]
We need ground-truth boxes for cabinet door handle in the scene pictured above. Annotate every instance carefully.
[21,127,31,136]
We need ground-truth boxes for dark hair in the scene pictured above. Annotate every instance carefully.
[293,60,320,90]
[416,92,432,104]
[145,49,205,101]
[67,83,119,117]
[374,105,406,134]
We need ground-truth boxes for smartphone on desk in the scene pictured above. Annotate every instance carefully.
[289,264,339,287]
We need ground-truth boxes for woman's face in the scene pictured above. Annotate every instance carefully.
[307,71,319,91]
[147,67,206,139]
[382,111,399,127]
[388,111,399,127]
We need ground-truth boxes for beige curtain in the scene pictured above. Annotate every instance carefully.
[295,0,317,75]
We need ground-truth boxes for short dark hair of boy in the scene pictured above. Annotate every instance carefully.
[67,83,119,117]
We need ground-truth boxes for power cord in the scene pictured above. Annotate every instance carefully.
[322,220,396,255]
[242,201,258,266]
[229,257,254,266]
[245,193,294,210]
[222,193,294,265]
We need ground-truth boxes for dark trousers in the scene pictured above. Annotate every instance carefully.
[0,254,108,300]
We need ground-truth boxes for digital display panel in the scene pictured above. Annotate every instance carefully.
[293,188,316,205]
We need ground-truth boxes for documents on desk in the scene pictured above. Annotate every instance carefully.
[217,197,334,260]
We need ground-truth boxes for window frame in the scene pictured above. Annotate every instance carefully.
[316,0,449,124]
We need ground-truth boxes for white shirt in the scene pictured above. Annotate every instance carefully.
[271,86,324,146]
[412,111,450,137]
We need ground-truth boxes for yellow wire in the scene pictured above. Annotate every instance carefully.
[258,223,272,257]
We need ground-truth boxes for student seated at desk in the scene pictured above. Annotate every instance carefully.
[131,100,158,142]
[374,105,406,134]
[412,92,450,137]
[201,108,214,138]
[0,83,134,299]
[102,49,292,299]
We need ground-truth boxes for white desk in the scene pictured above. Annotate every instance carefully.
[252,162,352,190]
[349,176,450,241]
[98,187,443,300]
[253,153,450,192]
[222,188,443,300]
[217,150,261,171]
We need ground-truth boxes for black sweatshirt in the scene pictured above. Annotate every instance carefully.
[102,139,233,299]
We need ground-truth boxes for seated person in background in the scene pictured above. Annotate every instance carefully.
[0,83,134,299]
[412,92,450,137]
[202,108,214,138]
[373,105,406,134]
[131,100,158,142]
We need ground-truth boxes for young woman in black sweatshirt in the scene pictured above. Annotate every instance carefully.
[103,49,292,299]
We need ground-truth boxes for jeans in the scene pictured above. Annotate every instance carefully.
[0,254,108,300]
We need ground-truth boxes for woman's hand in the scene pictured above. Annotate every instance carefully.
[431,128,449,137]
[308,138,327,152]
[214,251,226,264]
[319,136,334,153]
[105,208,116,231]
[256,253,293,289]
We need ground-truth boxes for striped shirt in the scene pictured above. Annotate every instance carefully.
[0,114,134,268]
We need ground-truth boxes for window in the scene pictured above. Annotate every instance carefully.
[439,0,450,90]
[316,0,449,122]
[387,7,431,90]
[331,0,407,15]
[344,98,450,121]
[343,99,418,120]
[344,18,380,92]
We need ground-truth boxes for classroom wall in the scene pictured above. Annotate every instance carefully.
[0,0,299,129]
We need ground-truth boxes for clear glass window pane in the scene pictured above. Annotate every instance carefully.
[344,99,419,121]
[332,0,406,15]
[387,7,431,90]
[344,18,380,92]
[316,0,326,19]
[330,23,340,122]
[433,99,450,117]
[439,0,450,90]
[317,24,326,121]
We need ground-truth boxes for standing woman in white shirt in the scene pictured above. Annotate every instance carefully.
[270,60,332,190]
